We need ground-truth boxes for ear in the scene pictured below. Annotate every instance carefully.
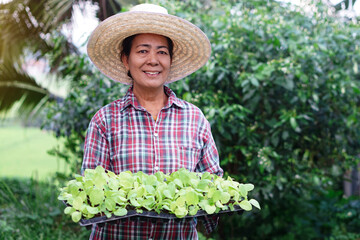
[121,54,129,71]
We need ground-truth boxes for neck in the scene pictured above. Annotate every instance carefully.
[132,85,168,118]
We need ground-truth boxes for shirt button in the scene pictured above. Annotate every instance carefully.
[154,166,159,171]
[154,132,158,137]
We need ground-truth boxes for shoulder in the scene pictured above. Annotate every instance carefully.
[173,97,209,124]
[178,98,203,113]
[91,97,127,124]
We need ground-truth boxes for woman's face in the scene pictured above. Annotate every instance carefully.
[122,33,171,91]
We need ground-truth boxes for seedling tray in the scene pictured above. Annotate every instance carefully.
[73,205,243,229]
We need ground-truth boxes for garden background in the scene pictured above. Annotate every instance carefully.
[1,0,360,239]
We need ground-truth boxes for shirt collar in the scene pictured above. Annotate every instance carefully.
[121,85,184,111]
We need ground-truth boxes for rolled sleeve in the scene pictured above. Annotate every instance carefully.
[196,120,223,177]
[81,115,111,174]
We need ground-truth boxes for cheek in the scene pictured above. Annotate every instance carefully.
[162,57,171,69]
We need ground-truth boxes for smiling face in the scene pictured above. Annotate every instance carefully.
[121,33,172,92]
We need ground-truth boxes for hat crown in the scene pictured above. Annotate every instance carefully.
[87,3,211,84]
[129,4,168,14]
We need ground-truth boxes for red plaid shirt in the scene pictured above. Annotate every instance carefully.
[82,86,223,240]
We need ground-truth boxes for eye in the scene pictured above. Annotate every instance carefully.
[138,49,148,54]
[158,50,169,55]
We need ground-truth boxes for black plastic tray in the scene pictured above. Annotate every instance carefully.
[76,205,243,229]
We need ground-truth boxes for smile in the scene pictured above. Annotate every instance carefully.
[144,71,160,75]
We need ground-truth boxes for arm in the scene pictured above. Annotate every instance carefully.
[81,113,111,174]
[195,118,223,234]
[195,119,223,177]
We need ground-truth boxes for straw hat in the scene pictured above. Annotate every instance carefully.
[87,3,211,85]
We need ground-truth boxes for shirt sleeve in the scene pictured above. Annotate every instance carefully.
[195,118,223,177]
[200,215,220,235]
[195,117,223,234]
[81,112,111,174]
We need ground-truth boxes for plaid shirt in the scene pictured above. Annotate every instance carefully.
[82,86,223,240]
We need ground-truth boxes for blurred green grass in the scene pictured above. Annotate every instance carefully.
[0,125,68,179]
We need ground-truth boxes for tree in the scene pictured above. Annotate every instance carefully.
[42,0,360,239]
[0,0,123,116]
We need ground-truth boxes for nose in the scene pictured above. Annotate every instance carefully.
[147,50,159,65]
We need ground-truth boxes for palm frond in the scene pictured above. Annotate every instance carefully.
[334,0,358,10]
[0,61,49,115]
[0,0,79,115]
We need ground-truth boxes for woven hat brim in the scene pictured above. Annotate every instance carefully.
[87,11,211,84]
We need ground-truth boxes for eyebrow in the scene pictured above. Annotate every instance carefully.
[136,44,169,50]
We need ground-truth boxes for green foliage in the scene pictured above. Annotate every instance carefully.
[0,0,126,115]
[42,42,128,175]
[42,0,360,239]
[161,0,360,238]
[0,177,89,240]
[59,166,260,222]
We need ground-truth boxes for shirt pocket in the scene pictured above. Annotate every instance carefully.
[177,146,201,171]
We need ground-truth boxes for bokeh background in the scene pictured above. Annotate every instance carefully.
[1,0,360,239]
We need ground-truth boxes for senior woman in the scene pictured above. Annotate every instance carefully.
[82,3,223,240]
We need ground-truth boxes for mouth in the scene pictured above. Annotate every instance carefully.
[144,71,160,76]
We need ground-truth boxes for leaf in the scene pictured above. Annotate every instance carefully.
[104,210,112,218]
[118,172,133,189]
[64,206,75,215]
[290,117,301,133]
[136,186,146,197]
[239,200,253,211]
[114,208,127,216]
[178,170,191,186]
[185,191,199,205]
[105,198,116,211]
[154,171,165,182]
[72,196,84,210]
[108,178,119,190]
[79,191,87,202]
[215,200,224,208]
[130,198,141,207]
[204,205,217,214]
[201,172,211,180]
[167,182,176,197]
[71,211,82,223]
[145,175,157,186]
[145,185,155,195]
[189,205,199,216]
[68,181,80,196]
[93,173,107,189]
[249,199,261,209]
[86,206,100,215]
[244,184,254,192]
[212,190,223,202]
[83,179,94,190]
[238,184,248,197]
[89,188,104,206]
[174,206,188,218]
[220,192,231,204]
[175,196,186,207]
[173,178,183,188]
[196,179,210,192]
[163,190,173,199]
[250,76,260,87]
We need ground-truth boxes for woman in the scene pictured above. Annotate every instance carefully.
[82,3,223,240]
